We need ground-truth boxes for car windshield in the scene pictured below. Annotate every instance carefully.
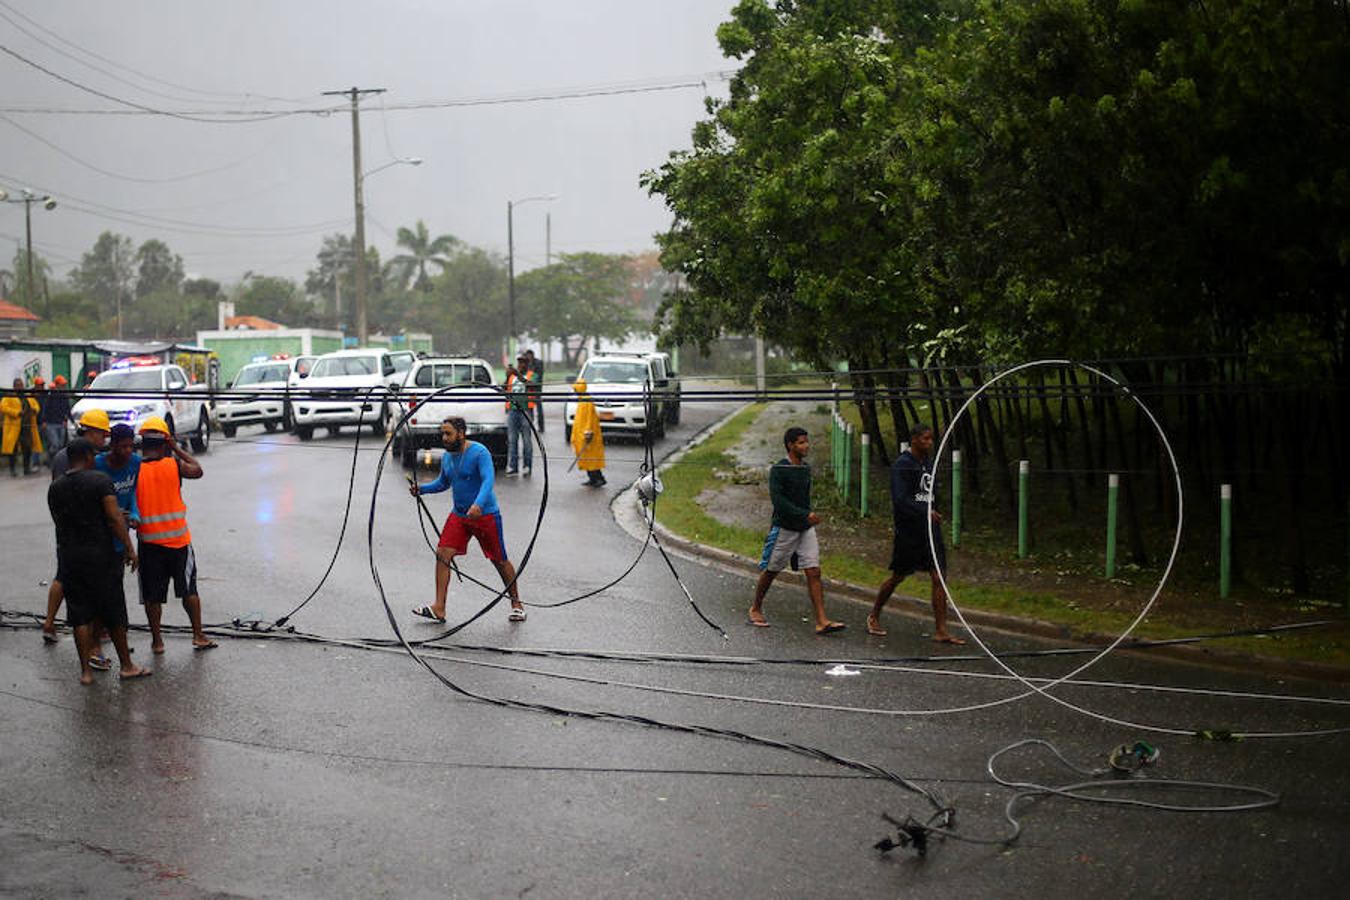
[581,361,649,384]
[234,364,290,385]
[310,356,378,378]
[91,370,161,391]
[414,363,491,388]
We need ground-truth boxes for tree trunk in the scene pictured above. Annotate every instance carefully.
[980,392,1017,516]
[849,364,889,468]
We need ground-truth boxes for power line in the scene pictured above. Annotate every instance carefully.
[0,43,301,124]
[0,113,271,184]
[0,72,734,118]
[0,0,311,105]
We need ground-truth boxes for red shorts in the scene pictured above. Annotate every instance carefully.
[438,511,508,562]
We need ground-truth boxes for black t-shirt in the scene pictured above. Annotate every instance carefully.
[47,468,117,567]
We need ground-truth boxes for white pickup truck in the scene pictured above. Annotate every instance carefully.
[289,348,412,441]
[71,360,214,452]
[392,355,507,468]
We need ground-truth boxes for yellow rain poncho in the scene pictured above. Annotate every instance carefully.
[1,392,43,456]
[569,380,605,472]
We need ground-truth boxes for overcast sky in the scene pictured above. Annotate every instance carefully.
[0,0,736,287]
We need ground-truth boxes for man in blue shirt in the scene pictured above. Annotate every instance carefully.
[409,416,525,624]
[94,424,141,551]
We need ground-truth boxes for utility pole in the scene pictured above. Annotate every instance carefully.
[546,211,552,266]
[322,86,385,346]
[0,187,56,316]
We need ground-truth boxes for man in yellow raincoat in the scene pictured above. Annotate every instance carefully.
[570,379,606,487]
[2,377,43,476]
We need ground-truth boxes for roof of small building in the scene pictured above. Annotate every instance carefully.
[224,314,284,330]
[0,299,41,321]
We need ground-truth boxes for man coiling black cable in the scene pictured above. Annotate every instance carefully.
[408,415,526,625]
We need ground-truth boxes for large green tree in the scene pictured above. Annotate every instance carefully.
[517,252,641,368]
[236,275,318,328]
[134,239,184,299]
[72,231,136,334]
[412,247,509,359]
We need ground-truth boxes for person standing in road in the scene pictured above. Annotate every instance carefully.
[748,426,846,635]
[134,417,216,653]
[39,375,72,466]
[569,379,606,486]
[524,348,545,433]
[41,409,112,647]
[46,438,149,685]
[2,377,43,476]
[869,423,965,643]
[95,423,142,540]
[410,416,526,624]
[504,355,535,476]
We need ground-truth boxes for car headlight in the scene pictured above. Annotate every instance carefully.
[133,403,157,415]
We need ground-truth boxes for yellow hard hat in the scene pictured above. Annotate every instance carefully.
[138,415,171,436]
[77,409,111,432]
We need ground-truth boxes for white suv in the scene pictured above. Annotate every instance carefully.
[217,356,314,437]
[392,355,507,467]
[290,349,403,441]
[563,354,665,442]
[72,360,214,452]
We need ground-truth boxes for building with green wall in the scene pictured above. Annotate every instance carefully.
[196,328,344,385]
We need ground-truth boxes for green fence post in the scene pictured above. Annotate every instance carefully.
[1105,473,1119,579]
[1220,483,1232,599]
[860,432,870,516]
[831,414,840,489]
[951,449,962,547]
[843,423,852,501]
[1017,459,1030,558]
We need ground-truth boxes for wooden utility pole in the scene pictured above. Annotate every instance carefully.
[322,86,385,346]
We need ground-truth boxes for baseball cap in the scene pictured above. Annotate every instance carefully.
[77,409,111,431]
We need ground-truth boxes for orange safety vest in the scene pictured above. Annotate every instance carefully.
[136,457,191,548]
[504,370,535,411]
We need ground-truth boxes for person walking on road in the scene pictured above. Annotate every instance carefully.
[748,426,845,635]
[569,379,607,487]
[41,409,112,647]
[869,423,965,643]
[410,416,526,624]
[524,348,545,434]
[46,437,149,684]
[134,417,216,653]
[39,375,72,466]
[504,355,535,476]
[2,377,43,476]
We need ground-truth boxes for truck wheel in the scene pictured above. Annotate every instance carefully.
[263,420,278,433]
[400,439,418,469]
[221,423,237,438]
[190,411,210,453]
[296,424,314,441]
[668,401,681,426]
[281,401,293,431]
[371,403,389,436]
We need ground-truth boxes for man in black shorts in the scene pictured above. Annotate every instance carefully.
[869,424,965,643]
[46,438,150,684]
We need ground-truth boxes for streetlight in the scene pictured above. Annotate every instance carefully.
[507,193,557,359]
[351,156,421,345]
[0,187,57,316]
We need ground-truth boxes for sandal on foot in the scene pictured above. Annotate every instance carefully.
[41,629,59,644]
[509,606,527,622]
[412,605,446,623]
[88,655,113,671]
[815,622,847,636]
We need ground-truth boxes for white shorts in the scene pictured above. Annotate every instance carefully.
[758,525,820,573]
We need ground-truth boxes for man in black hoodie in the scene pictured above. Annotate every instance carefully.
[869,423,965,643]
[748,426,845,635]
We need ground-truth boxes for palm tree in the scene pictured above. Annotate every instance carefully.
[389,220,459,292]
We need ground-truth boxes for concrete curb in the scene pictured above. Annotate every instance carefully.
[611,403,1349,685]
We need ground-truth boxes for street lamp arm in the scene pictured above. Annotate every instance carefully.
[361,157,423,181]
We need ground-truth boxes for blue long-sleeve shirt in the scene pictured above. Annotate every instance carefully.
[417,441,499,516]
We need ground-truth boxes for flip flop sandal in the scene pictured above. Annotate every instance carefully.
[88,655,113,671]
[412,605,447,623]
[41,630,59,644]
[508,606,527,622]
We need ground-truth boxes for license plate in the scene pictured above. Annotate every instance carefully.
[598,411,615,421]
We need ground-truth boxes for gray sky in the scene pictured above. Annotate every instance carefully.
[0,0,735,286]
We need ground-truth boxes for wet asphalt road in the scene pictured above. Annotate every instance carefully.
[2,395,1349,899]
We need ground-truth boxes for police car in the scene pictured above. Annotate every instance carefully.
[71,357,214,452]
